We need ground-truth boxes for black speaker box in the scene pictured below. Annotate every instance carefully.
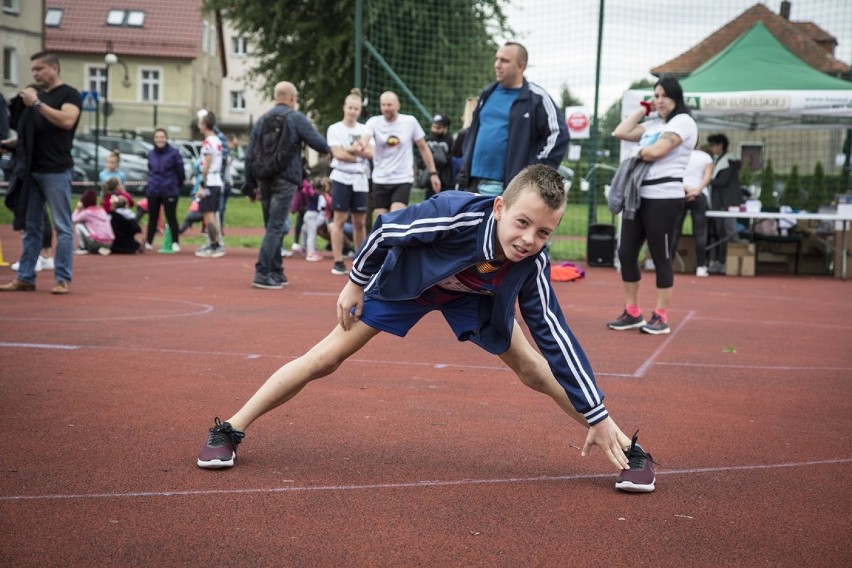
[587,223,615,267]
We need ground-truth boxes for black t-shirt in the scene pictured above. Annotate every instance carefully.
[30,84,82,173]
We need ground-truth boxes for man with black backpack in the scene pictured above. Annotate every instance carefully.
[243,81,330,289]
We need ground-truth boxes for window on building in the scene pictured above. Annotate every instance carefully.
[126,11,145,26]
[4,0,20,15]
[107,9,145,27]
[201,21,209,54]
[3,47,18,84]
[140,69,161,102]
[230,90,246,111]
[87,66,107,98]
[45,8,63,27]
[231,36,247,57]
[210,25,218,57]
[107,9,125,25]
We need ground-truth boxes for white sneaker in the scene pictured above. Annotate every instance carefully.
[39,256,54,270]
[696,266,709,278]
[291,243,304,254]
[11,259,45,272]
[98,247,112,256]
[74,248,90,255]
[171,243,181,253]
[281,247,293,258]
[145,243,154,251]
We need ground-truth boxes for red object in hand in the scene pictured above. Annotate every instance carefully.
[640,100,652,116]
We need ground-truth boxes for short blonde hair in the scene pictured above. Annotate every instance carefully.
[502,164,566,211]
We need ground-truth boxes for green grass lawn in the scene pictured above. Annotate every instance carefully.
[2,191,685,262]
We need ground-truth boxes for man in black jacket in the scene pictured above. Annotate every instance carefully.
[457,42,569,196]
[707,134,743,273]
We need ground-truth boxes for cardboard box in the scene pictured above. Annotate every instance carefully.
[673,235,697,274]
[726,243,756,276]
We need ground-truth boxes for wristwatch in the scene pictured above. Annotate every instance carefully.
[429,171,438,176]
[32,98,43,111]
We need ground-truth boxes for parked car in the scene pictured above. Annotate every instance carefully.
[71,140,149,194]
[2,145,90,193]
[77,133,153,161]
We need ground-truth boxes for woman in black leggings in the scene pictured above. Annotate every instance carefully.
[609,76,698,335]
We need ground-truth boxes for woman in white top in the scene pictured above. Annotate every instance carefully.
[326,89,371,276]
[673,145,714,277]
[609,76,698,335]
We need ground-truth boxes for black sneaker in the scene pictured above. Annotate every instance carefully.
[252,275,284,290]
[331,261,349,275]
[197,417,245,469]
[640,313,671,335]
[607,310,646,330]
[615,431,657,493]
[272,273,289,286]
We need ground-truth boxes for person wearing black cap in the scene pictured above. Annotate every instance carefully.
[416,112,455,198]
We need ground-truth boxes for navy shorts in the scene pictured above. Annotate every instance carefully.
[360,293,480,341]
[198,185,221,213]
[331,181,369,213]
[371,182,412,210]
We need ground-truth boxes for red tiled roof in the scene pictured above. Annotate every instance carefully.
[794,21,837,48]
[45,0,205,59]
[651,3,849,77]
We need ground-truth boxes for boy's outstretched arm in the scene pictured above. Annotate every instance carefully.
[337,280,365,331]
[582,417,630,470]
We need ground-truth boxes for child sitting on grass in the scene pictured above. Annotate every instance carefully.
[72,189,114,256]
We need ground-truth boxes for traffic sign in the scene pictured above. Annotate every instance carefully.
[81,90,99,112]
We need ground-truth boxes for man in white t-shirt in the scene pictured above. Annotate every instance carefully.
[195,112,226,258]
[359,92,441,217]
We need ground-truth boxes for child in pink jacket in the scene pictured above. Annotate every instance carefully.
[72,189,114,255]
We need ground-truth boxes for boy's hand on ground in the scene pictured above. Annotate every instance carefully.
[582,417,629,470]
[336,281,364,331]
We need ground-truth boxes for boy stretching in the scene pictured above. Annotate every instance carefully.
[197,165,656,492]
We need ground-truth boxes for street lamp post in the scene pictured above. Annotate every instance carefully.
[103,41,130,134]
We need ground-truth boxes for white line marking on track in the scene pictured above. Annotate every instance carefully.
[1,458,848,502]
[0,297,214,322]
[633,310,694,377]
[0,342,79,350]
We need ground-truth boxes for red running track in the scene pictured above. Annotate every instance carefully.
[0,225,850,567]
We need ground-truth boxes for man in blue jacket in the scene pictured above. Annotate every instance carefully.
[458,42,569,196]
[197,164,657,493]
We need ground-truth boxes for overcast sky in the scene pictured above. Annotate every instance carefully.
[501,0,852,111]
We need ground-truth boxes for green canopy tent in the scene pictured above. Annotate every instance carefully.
[621,21,852,131]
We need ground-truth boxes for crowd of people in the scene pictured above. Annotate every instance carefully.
[2,43,767,496]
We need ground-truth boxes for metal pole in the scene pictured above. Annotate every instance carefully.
[95,98,100,173]
[103,62,110,133]
[586,0,605,226]
[355,0,362,89]
[364,40,431,122]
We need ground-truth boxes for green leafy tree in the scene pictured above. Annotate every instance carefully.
[781,165,803,210]
[759,159,778,209]
[597,78,654,165]
[740,165,752,187]
[205,0,511,129]
[807,162,827,212]
[560,84,583,110]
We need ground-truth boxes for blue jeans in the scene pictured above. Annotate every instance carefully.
[255,178,296,279]
[19,170,74,284]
